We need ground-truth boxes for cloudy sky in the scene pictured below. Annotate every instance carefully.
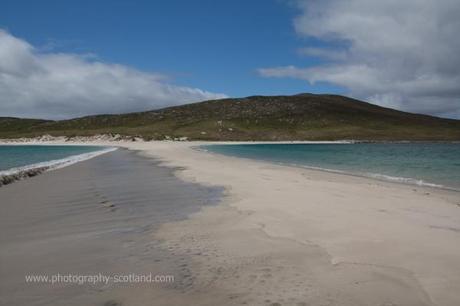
[1,0,459,119]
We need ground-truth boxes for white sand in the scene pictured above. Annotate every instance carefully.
[122,141,460,306]
[4,140,460,305]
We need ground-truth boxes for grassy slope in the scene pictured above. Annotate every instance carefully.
[0,117,52,136]
[1,94,459,140]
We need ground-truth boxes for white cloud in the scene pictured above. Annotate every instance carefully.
[0,30,227,119]
[297,47,347,61]
[259,0,460,118]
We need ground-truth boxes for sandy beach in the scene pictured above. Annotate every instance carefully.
[1,1,459,305]
[2,140,460,306]
[0,148,221,305]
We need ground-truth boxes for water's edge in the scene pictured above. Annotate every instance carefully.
[0,147,117,187]
[199,145,460,192]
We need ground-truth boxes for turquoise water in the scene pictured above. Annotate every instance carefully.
[0,145,106,172]
[204,143,460,190]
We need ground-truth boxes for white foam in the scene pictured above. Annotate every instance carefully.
[0,147,118,177]
[294,164,450,189]
[366,173,445,189]
[196,145,458,191]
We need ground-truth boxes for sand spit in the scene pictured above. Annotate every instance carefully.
[2,139,460,305]
[123,141,460,306]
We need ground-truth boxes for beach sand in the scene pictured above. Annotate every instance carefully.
[0,148,221,305]
[2,140,460,305]
[124,141,460,306]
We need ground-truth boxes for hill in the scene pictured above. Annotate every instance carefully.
[1,94,460,141]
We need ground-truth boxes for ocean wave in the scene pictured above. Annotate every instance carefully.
[365,173,446,189]
[213,154,453,190]
[0,147,117,186]
[292,163,452,190]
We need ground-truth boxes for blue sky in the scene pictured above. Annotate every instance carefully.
[0,0,459,119]
[0,0,341,97]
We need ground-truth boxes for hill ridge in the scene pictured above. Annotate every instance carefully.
[1,93,459,141]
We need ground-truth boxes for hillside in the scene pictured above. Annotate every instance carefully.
[1,94,460,141]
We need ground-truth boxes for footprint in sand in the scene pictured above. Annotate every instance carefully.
[99,199,116,210]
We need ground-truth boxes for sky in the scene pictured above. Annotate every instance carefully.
[0,0,459,119]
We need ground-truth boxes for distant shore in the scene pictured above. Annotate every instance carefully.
[2,139,460,305]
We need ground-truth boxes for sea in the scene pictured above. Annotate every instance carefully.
[203,143,460,191]
[0,145,116,176]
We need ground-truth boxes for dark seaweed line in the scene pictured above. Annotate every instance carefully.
[0,166,49,187]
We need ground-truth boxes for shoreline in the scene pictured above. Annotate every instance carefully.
[196,144,460,193]
[0,146,117,187]
[2,136,460,145]
[2,138,458,211]
[2,140,460,305]
[1,139,459,193]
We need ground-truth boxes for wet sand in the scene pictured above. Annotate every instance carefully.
[0,149,221,306]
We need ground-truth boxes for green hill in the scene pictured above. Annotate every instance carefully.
[1,94,459,141]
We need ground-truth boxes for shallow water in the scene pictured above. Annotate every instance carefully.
[204,143,460,190]
[0,145,105,171]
